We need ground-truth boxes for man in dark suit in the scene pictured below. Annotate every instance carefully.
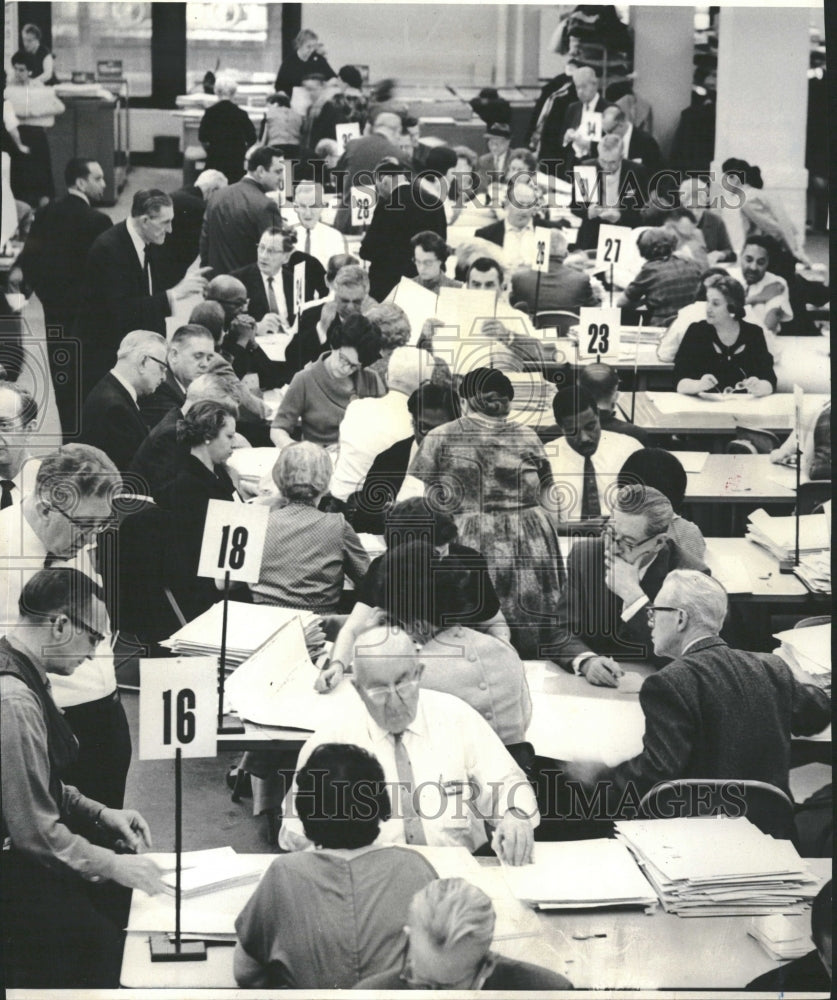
[544,484,708,682]
[199,145,286,275]
[572,134,651,251]
[74,190,210,397]
[138,323,215,430]
[511,228,598,315]
[161,169,228,286]
[475,122,513,196]
[475,176,558,271]
[563,570,830,816]
[79,330,168,471]
[198,76,257,183]
[333,111,408,233]
[601,105,665,174]
[525,60,577,149]
[539,66,612,181]
[11,158,111,437]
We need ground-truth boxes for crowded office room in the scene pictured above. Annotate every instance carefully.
[0,1,832,995]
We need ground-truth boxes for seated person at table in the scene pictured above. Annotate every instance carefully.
[356,877,573,990]
[511,228,599,316]
[726,235,793,357]
[410,230,462,293]
[656,266,729,363]
[578,362,649,445]
[617,448,706,560]
[545,386,642,522]
[280,625,539,861]
[270,313,384,451]
[677,176,736,265]
[302,258,377,360]
[663,206,709,271]
[1,569,164,988]
[747,879,832,993]
[545,485,709,685]
[617,227,702,328]
[673,273,776,397]
[563,572,831,814]
[475,177,544,271]
[235,743,435,989]
[250,442,369,611]
[363,302,412,386]
[138,323,215,431]
[769,400,831,481]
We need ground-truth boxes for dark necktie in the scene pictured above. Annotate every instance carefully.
[581,455,601,519]
[392,733,427,845]
[0,480,14,509]
[143,246,152,294]
[266,276,280,315]
[43,552,61,567]
[304,229,312,257]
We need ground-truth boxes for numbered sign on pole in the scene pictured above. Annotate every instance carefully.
[573,165,599,205]
[197,500,269,584]
[577,306,621,361]
[139,658,217,759]
[582,111,603,143]
[350,186,374,227]
[293,260,306,317]
[531,227,552,273]
[335,121,361,154]
[595,224,633,272]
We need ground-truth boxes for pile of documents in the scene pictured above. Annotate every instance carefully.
[773,623,831,681]
[793,552,832,595]
[506,372,556,411]
[163,602,321,666]
[149,847,266,899]
[615,817,821,916]
[620,326,663,345]
[748,914,815,960]
[499,840,657,911]
[746,509,830,562]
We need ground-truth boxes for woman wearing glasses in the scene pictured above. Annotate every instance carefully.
[270,314,383,452]
[673,273,776,397]
[234,743,435,989]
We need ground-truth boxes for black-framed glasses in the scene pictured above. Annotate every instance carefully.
[604,526,662,553]
[334,350,361,371]
[143,354,169,372]
[645,606,682,624]
[49,506,113,537]
[51,611,106,646]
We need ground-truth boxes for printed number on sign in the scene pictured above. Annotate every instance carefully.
[217,525,248,570]
[162,688,196,745]
[602,237,621,263]
[535,240,546,267]
[355,195,371,221]
[587,323,610,355]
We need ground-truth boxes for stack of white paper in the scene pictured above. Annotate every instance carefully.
[387,277,439,344]
[499,840,657,911]
[620,326,664,345]
[793,553,832,595]
[773,623,831,678]
[748,914,815,960]
[615,817,820,916]
[163,602,320,666]
[505,372,556,411]
[746,509,830,561]
[147,847,265,898]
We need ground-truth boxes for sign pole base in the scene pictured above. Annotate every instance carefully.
[149,934,207,962]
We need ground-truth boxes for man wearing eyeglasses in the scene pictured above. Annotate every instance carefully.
[279,626,538,863]
[0,382,39,508]
[1,568,165,988]
[138,323,216,431]
[545,484,708,686]
[79,330,169,472]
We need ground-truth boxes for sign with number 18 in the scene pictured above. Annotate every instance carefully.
[197,500,269,584]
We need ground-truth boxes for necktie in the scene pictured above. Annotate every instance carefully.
[0,480,14,509]
[143,246,152,294]
[392,733,427,845]
[266,276,280,315]
[43,552,61,567]
[581,455,601,519]
[304,229,312,257]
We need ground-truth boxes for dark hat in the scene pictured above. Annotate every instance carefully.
[338,64,363,90]
[459,368,514,402]
[424,145,458,177]
[484,122,512,140]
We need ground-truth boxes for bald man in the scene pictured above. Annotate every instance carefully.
[279,626,538,862]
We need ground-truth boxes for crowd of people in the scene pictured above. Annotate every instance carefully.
[0,15,832,994]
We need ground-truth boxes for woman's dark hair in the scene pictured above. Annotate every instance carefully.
[722,157,762,188]
[406,383,461,421]
[176,400,234,448]
[696,266,732,301]
[384,497,458,550]
[703,273,746,321]
[459,368,513,417]
[617,448,688,512]
[410,230,450,263]
[296,743,391,849]
[334,313,381,366]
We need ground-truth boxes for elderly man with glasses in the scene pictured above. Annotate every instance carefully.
[279,626,538,864]
[545,483,709,686]
[0,444,132,809]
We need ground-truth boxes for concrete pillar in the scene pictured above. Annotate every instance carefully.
[713,6,809,239]
[630,6,695,157]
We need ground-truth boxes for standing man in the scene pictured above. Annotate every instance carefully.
[199,146,286,274]
[139,323,216,430]
[163,168,228,285]
[198,75,257,183]
[10,158,111,437]
[287,179,347,268]
[74,190,210,397]
[541,66,611,180]
[0,382,39,506]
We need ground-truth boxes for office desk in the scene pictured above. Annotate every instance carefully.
[541,336,671,392]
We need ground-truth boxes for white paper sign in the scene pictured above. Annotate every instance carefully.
[350,186,375,227]
[390,276,439,345]
[293,260,306,317]
[335,121,361,153]
[197,500,269,584]
[595,223,633,272]
[582,111,603,143]
[577,306,621,360]
[139,658,217,760]
[573,165,599,204]
[531,226,552,273]
[436,286,497,338]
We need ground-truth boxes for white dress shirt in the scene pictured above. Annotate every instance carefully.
[260,268,289,326]
[544,429,642,522]
[726,267,792,358]
[291,221,347,269]
[279,687,538,852]
[502,222,536,271]
[572,98,601,156]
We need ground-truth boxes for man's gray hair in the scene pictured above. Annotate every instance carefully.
[186,372,241,413]
[116,330,168,361]
[333,263,369,291]
[615,484,673,535]
[598,133,624,157]
[659,570,728,633]
[408,878,496,951]
[35,444,120,502]
[214,75,238,99]
[572,65,598,86]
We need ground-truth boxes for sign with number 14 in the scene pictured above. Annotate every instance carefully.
[197,500,269,584]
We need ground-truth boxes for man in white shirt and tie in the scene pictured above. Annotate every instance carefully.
[0,382,39,508]
[287,179,347,268]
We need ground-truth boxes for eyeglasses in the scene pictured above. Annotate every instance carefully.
[604,526,661,553]
[362,677,420,704]
[399,946,492,989]
[645,606,682,624]
[334,351,361,372]
[49,506,113,537]
[143,354,169,372]
[51,611,106,646]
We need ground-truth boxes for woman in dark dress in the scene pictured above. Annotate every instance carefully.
[13,24,57,83]
[274,30,335,96]
[674,273,776,397]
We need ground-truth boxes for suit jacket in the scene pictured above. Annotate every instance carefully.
[542,95,613,178]
[138,370,186,431]
[74,222,171,395]
[16,193,112,324]
[160,185,206,285]
[475,149,511,195]
[474,216,553,250]
[129,405,187,504]
[198,99,257,183]
[626,126,665,173]
[511,259,597,314]
[546,536,708,669]
[199,176,283,274]
[349,436,414,534]
[79,372,149,471]
[230,252,327,324]
[572,157,651,251]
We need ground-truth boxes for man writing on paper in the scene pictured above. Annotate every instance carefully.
[563,571,830,817]
[279,626,538,863]
[1,569,164,988]
[572,133,650,251]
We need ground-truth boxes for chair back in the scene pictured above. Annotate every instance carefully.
[726,423,780,455]
[797,480,832,516]
[794,615,831,629]
[535,310,579,335]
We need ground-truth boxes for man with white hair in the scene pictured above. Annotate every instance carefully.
[164,169,229,285]
[79,330,169,471]
[511,227,598,313]
[356,878,572,989]
[287,179,347,267]
[329,346,434,502]
[573,132,651,250]
[198,74,257,183]
[280,626,538,862]
[564,570,830,811]
[544,65,611,181]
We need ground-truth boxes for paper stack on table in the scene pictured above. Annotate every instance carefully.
[163,602,320,666]
[505,372,556,411]
[499,840,657,911]
[146,847,266,898]
[793,552,832,595]
[615,817,821,916]
[748,914,815,960]
[773,623,831,679]
[746,509,830,561]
